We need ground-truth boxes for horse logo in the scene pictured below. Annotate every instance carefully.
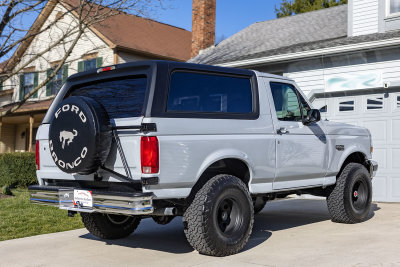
[59,129,78,149]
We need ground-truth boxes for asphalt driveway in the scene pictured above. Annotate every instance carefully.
[1,198,399,267]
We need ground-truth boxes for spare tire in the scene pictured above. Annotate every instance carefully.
[48,96,112,175]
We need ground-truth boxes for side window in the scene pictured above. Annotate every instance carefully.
[270,82,303,121]
[167,71,252,114]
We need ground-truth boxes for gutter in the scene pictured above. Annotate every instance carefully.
[216,37,400,68]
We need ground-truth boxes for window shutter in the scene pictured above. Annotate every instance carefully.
[96,57,103,68]
[33,72,39,98]
[78,61,83,72]
[19,74,24,100]
[46,69,53,96]
[62,64,68,83]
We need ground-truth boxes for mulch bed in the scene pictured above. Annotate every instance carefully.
[0,193,13,198]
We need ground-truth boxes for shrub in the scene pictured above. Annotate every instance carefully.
[1,185,13,195]
[0,153,37,188]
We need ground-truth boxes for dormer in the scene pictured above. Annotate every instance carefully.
[348,0,400,36]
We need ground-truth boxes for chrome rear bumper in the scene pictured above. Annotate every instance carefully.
[29,185,153,215]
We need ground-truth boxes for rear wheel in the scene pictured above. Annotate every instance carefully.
[183,174,254,256]
[326,163,372,224]
[81,213,141,239]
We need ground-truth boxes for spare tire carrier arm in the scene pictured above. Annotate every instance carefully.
[100,123,157,183]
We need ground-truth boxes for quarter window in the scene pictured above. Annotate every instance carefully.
[167,72,252,113]
[339,100,354,111]
[397,96,400,108]
[270,82,303,121]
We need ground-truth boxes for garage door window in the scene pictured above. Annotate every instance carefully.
[367,96,383,110]
[339,100,354,111]
[319,105,327,113]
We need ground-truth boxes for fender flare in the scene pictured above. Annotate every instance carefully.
[336,144,369,173]
[195,148,254,185]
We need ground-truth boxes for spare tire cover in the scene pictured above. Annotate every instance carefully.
[49,96,112,174]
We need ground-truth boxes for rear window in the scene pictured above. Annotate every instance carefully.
[167,72,252,113]
[71,76,147,118]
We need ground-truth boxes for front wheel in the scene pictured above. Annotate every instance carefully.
[183,174,254,256]
[326,163,372,224]
[81,213,141,239]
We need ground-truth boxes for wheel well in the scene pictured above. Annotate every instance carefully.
[338,152,368,177]
[186,158,250,205]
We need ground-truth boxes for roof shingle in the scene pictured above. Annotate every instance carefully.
[190,5,348,64]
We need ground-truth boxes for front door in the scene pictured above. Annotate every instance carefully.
[266,80,328,190]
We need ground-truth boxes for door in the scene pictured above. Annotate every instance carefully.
[266,80,329,190]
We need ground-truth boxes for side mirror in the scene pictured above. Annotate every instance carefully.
[303,109,320,125]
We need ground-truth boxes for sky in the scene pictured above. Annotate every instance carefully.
[157,0,282,41]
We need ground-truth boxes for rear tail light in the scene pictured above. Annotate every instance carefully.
[141,136,159,174]
[35,141,40,170]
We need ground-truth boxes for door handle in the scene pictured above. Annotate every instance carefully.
[277,127,288,134]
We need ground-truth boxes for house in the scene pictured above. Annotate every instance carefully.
[0,0,191,153]
[191,0,400,202]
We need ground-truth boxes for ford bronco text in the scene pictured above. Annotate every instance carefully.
[30,61,378,256]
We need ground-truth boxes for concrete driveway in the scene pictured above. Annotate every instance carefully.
[1,198,399,267]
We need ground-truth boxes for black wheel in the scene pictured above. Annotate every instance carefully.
[183,174,254,256]
[81,213,141,239]
[152,216,175,225]
[253,196,267,214]
[327,163,372,224]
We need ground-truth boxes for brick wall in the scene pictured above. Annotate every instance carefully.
[191,0,216,58]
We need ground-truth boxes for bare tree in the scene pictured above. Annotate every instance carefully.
[0,0,164,116]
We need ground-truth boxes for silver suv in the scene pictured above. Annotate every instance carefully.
[30,61,378,256]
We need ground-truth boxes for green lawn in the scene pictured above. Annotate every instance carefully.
[0,189,83,241]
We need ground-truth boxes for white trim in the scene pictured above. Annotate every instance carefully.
[386,0,400,17]
[216,37,400,68]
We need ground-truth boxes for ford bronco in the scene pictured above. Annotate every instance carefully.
[29,61,378,256]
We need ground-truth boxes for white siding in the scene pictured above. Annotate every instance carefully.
[283,51,400,97]
[118,51,155,63]
[350,0,379,36]
[3,3,114,103]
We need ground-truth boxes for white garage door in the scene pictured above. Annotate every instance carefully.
[313,92,400,202]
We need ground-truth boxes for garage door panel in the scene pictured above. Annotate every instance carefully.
[372,175,387,201]
[364,120,387,144]
[392,120,400,142]
[391,149,400,169]
[372,148,387,169]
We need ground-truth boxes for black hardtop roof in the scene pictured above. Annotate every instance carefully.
[66,60,255,83]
